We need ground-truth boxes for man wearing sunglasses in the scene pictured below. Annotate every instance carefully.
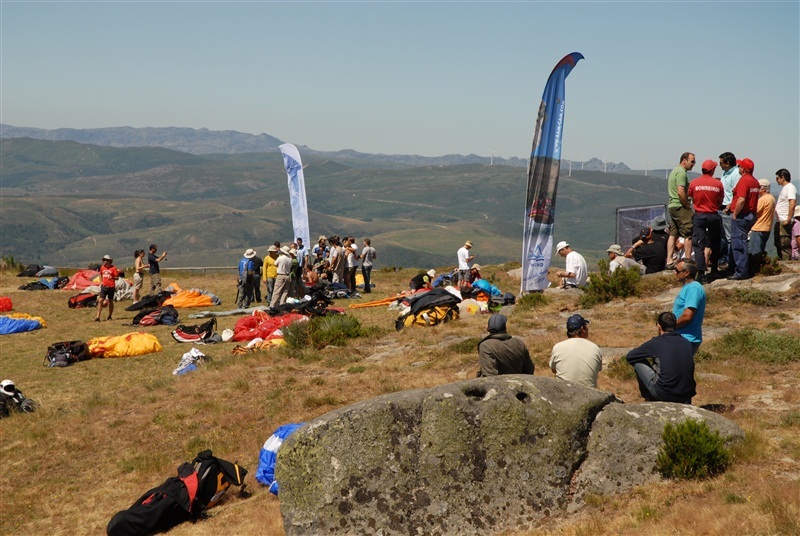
[672,259,706,356]
[666,152,696,268]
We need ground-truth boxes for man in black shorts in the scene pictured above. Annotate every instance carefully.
[96,254,120,321]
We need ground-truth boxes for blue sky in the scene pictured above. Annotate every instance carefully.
[2,1,798,178]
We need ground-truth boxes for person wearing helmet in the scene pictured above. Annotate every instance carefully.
[1,380,37,418]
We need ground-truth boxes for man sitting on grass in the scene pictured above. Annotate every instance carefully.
[625,311,696,404]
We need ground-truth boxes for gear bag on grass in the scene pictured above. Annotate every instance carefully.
[107,450,247,536]
[68,292,98,309]
[171,318,217,344]
[133,305,179,326]
[43,340,91,367]
[396,304,460,330]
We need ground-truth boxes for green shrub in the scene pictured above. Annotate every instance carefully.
[706,329,799,363]
[657,419,730,480]
[283,315,363,350]
[757,255,782,276]
[515,292,550,311]
[579,259,641,308]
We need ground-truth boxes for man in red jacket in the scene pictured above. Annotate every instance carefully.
[728,158,760,280]
[688,159,724,282]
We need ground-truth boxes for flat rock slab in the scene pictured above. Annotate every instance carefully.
[574,402,745,497]
[278,376,615,536]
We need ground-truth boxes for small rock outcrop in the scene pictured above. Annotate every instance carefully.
[277,377,744,536]
[574,402,746,497]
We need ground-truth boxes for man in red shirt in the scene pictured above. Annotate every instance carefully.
[96,254,120,321]
[688,160,724,282]
[728,158,761,280]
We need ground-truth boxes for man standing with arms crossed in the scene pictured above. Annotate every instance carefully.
[774,168,797,260]
[728,158,760,280]
[666,152,695,268]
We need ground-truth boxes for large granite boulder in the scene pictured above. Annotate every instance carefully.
[278,376,615,536]
[277,378,745,535]
[573,402,746,497]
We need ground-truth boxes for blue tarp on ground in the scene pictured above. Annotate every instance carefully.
[0,316,43,334]
[255,423,305,495]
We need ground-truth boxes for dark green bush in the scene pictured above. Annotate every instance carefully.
[579,259,641,308]
[283,315,363,350]
[657,419,730,480]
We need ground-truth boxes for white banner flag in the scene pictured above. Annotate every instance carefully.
[279,143,310,250]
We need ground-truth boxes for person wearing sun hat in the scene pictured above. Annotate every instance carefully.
[554,241,587,288]
[263,245,279,304]
[237,248,257,309]
[606,244,642,274]
[95,254,120,322]
[456,240,475,285]
[687,159,724,281]
[270,246,294,308]
[728,158,760,280]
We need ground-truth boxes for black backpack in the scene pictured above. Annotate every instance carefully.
[16,264,43,277]
[107,450,247,536]
[43,340,91,367]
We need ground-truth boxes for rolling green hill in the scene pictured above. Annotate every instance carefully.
[1,138,665,270]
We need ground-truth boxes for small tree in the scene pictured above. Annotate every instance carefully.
[657,419,730,480]
[579,259,641,308]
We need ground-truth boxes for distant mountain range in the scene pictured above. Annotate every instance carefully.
[0,135,660,270]
[0,123,632,172]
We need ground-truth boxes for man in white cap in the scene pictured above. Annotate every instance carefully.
[409,269,436,291]
[270,246,294,308]
[237,248,257,309]
[456,240,475,285]
[554,241,588,288]
[477,314,533,377]
[606,244,642,274]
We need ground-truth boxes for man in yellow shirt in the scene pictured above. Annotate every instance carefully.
[263,245,279,305]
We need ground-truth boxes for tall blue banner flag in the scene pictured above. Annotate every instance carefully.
[521,52,584,292]
[279,144,310,250]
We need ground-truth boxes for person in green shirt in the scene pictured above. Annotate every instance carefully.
[667,152,696,268]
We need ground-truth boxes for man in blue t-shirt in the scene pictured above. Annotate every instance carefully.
[672,259,706,355]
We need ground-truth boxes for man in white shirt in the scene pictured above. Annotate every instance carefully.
[550,314,603,388]
[555,241,588,288]
[456,240,475,284]
[606,244,643,274]
[774,168,797,260]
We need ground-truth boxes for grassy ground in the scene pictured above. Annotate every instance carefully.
[1,263,799,535]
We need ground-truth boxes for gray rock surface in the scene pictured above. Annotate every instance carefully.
[277,380,745,536]
[278,376,615,536]
[574,402,745,497]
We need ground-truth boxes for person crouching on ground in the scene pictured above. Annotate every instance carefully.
[477,314,534,377]
[409,269,435,291]
[554,241,588,288]
[96,254,119,322]
[625,312,696,404]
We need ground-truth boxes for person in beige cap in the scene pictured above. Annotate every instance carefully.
[749,178,776,263]
[606,244,642,274]
[456,240,475,285]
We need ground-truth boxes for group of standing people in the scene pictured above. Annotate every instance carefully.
[661,152,796,281]
[236,236,377,309]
